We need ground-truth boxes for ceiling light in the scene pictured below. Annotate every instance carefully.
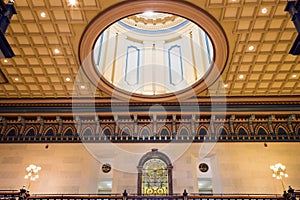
[239,74,244,79]
[40,12,46,18]
[80,85,85,89]
[66,77,71,81]
[3,59,8,63]
[142,11,155,18]
[67,0,78,7]
[292,74,297,78]
[224,84,228,88]
[270,163,288,182]
[248,45,255,51]
[14,78,19,81]
[261,8,268,14]
[24,164,42,182]
[54,49,60,54]
[142,91,154,95]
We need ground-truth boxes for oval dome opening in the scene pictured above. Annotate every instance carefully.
[93,12,214,96]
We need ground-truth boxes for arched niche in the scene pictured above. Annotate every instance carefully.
[137,149,173,195]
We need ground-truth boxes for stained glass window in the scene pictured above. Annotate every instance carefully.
[142,158,168,195]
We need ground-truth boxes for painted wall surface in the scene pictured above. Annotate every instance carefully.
[0,142,298,195]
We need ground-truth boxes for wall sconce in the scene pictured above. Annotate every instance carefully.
[270,163,288,191]
[24,164,41,189]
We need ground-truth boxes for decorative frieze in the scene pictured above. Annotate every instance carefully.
[0,113,299,143]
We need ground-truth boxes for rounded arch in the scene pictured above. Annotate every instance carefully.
[158,126,171,136]
[217,126,229,136]
[25,126,37,137]
[62,126,76,136]
[78,127,93,140]
[102,126,113,136]
[82,126,94,136]
[235,125,249,136]
[196,126,208,136]
[121,126,132,136]
[255,124,269,135]
[178,126,189,136]
[138,149,172,167]
[137,149,173,195]
[44,126,57,136]
[5,126,18,136]
[275,124,289,135]
[140,125,151,137]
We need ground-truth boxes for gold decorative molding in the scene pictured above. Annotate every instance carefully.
[0,113,299,143]
[79,0,228,102]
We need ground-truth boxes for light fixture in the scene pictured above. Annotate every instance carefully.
[40,12,46,18]
[24,164,41,189]
[67,0,78,7]
[14,77,19,81]
[66,77,71,81]
[261,8,268,14]
[80,85,85,89]
[270,163,288,191]
[239,74,244,79]
[142,10,155,18]
[4,59,8,63]
[54,48,60,54]
[292,74,297,78]
[248,45,255,51]
[224,84,228,88]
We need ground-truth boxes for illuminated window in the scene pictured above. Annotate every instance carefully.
[198,178,213,194]
[137,149,173,195]
[142,158,168,195]
[98,178,112,194]
[93,12,214,96]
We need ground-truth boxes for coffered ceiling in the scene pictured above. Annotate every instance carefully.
[0,0,299,100]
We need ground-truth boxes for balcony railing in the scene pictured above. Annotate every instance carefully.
[2,190,300,200]
[0,192,288,200]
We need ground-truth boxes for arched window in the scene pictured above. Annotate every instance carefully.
[83,128,93,136]
[198,127,207,136]
[64,128,74,136]
[257,127,268,135]
[121,128,131,136]
[103,129,111,136]
[45,128,54,136]
[160,128,169,136]
[218,127,228,136]
[7,128,16,137]
[137,149,173,195]
[141,128,150,137]
[277,127,287,135]
[26,128,35,137]
[142,158,168,195]
[179,128,189,136]
[238,127,248,135]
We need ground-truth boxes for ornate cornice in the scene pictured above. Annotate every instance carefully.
[0,112,299,143]
[0,96,299,143]
[0,96,300,116]
[0,96,300,106]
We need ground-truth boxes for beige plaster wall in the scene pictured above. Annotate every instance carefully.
[0,142,298,195]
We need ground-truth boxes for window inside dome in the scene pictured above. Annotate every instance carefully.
[93,12,214,96]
